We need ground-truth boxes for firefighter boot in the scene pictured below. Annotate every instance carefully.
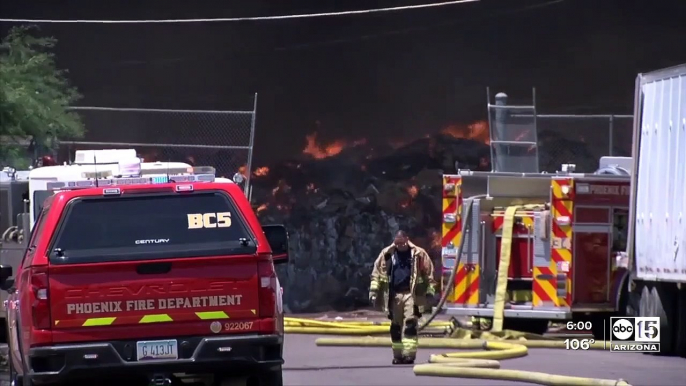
[401,318,418,364]
[390,323,404,364]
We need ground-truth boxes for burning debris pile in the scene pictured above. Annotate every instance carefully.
[243,122,491,313]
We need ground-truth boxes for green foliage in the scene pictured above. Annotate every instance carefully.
[0,25,84,167]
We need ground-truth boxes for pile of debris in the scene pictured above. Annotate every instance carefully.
[249,133,490,313]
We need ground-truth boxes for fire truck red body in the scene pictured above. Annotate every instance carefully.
[439,169,631,337]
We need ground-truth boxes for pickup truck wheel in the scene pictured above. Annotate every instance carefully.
[216,367,283,386]
[256,366,283,386]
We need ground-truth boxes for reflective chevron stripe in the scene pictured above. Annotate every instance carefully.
[195,311,230,320]
[82,317,116,326]
[139,314,173,323]
[73,310,244,327]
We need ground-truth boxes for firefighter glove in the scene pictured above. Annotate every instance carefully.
[369,292,377,305]
[426,284,436,296]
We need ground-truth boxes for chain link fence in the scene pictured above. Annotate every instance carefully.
[58,95,258,189]
[535,114,633,172]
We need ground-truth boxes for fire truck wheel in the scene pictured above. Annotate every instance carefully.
[503,318,549,335]
[651,284,676,355]
[675,287,686,358]
[588,314,609,340]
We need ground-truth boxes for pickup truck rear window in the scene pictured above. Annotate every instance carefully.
[49,191,256,264]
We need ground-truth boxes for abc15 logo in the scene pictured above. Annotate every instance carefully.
[610,317,660,342]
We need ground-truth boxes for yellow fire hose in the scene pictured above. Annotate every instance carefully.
[283,199,632,386]
[492,205,521,332]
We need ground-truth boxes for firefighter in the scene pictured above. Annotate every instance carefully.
[369,230,437,364]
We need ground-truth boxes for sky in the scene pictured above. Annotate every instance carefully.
[2,0,685,165]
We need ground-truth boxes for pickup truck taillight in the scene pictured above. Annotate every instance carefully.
[258,260,277,319]
[30,267,51,329]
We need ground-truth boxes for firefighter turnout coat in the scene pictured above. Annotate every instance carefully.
[369,241,437,314]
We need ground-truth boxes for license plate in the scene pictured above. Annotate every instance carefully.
[136,339,178,361]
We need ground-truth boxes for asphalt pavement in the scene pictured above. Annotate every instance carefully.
[2,335,684,386]
[283,334,686,386]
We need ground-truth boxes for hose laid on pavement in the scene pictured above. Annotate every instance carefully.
[310,328,630,386]
[284,317,454,335]
[284,198,632,385]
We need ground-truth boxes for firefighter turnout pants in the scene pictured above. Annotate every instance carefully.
[389,292,419,360]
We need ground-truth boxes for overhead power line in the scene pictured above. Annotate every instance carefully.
[0,0,479,24]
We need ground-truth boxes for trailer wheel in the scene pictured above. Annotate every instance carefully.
[639,285,652,317]
[675,286,686,358]
[652,284,676,355]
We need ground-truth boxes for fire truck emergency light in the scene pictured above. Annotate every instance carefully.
[45,172,216,191]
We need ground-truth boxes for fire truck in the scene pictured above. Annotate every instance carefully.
[438,64,686,357]
[0,149,249,343]
[438,159,632,338]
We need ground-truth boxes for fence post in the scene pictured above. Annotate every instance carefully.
[493,92,508,172]
[608,114,614,156]
[245,93,258,200]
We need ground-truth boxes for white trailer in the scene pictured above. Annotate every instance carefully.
[627,63,686,356]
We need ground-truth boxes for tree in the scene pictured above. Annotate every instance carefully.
[0,25,84,168]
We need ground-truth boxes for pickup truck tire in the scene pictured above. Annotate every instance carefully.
[217,366,283,386]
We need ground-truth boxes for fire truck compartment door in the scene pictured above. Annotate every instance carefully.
[573,225,612,305]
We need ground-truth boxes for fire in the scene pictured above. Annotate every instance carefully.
[440,120,490,144]
[256,203,269,214]
[253,166,269,177]
[407,185,418,198]
[302,132,367,159]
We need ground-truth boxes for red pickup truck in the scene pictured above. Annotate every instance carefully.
[0,174,288,386]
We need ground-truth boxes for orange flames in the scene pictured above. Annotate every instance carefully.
[253,166,270,177]
[249,119,490,218]
[389,120,490,150]
[399,185,420,209]
[302,132,368,159]
[441,120,490,145]
[256,203,269,214]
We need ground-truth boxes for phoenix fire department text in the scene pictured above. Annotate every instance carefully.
[66,295,243,315]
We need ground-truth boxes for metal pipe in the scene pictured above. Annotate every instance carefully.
[609,115,615,156]
[244,93,259,196]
